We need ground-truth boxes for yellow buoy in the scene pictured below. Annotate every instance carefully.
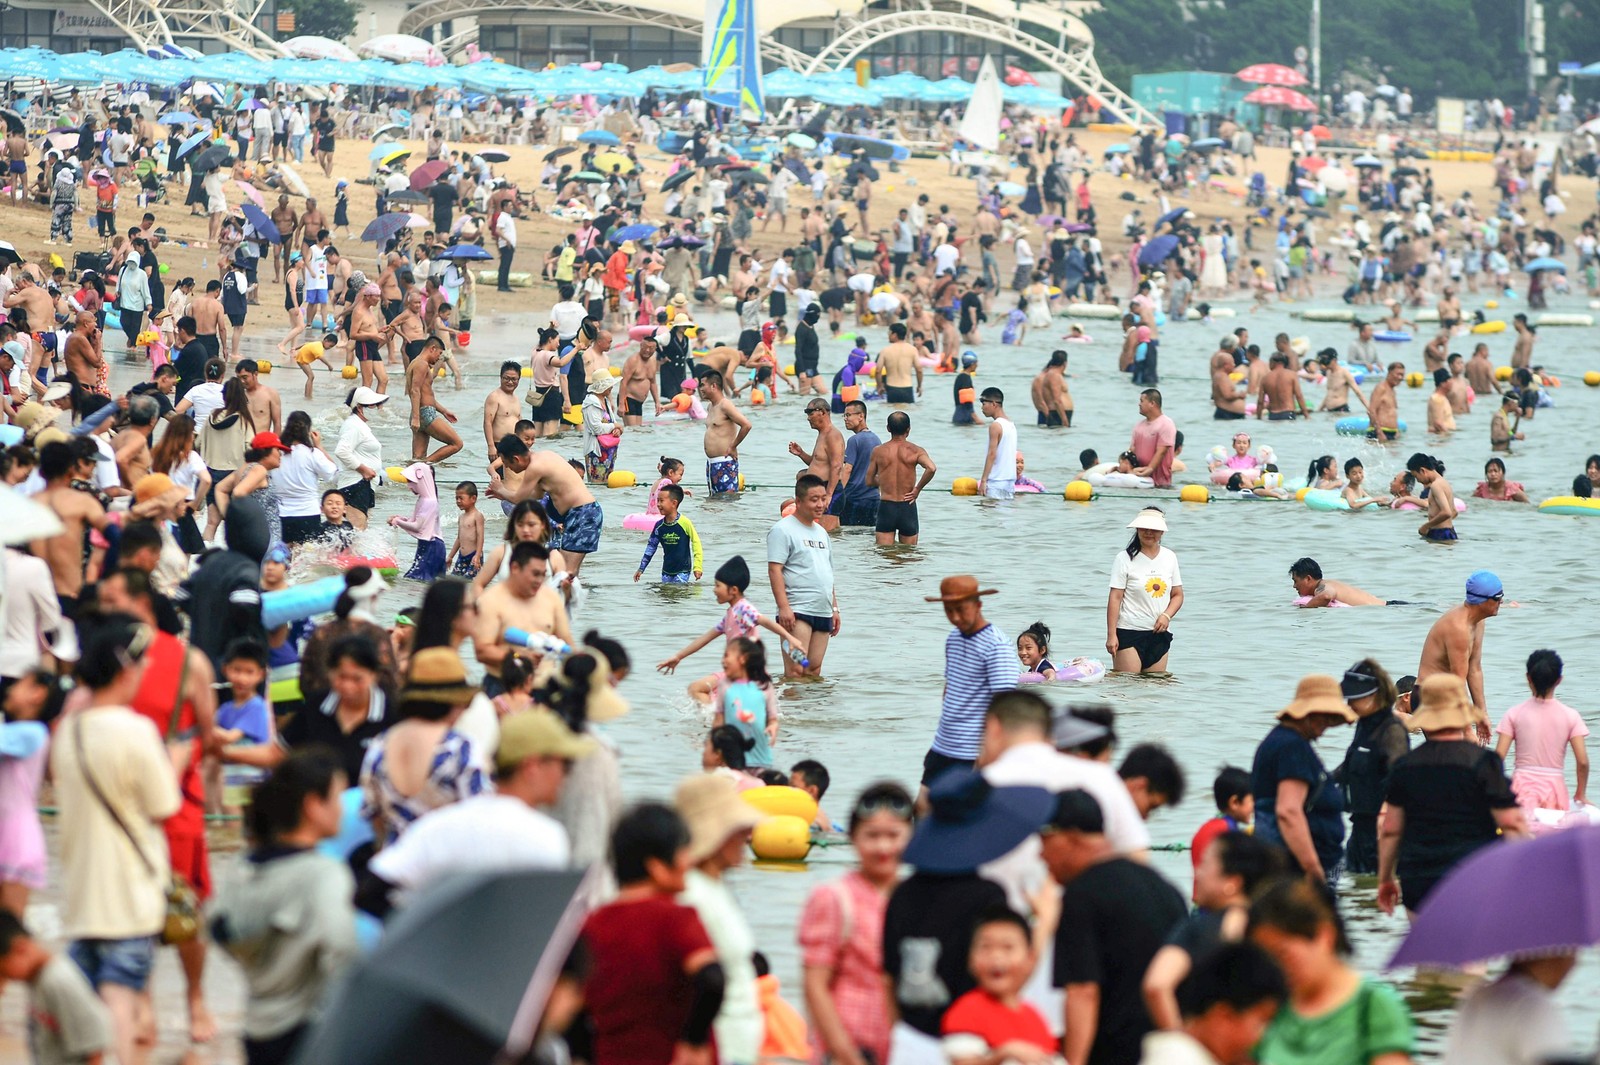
[607,470,636,489]
[1585,371,1600,387]
[738,473,745,490]
[1485,299,1499,309]
[385,466,408,484]
[1470,320,1506,335]
[1064,480,1093,502]
[256,359,272,373]
[521,366,533,377]
[1405,372,1425,388]
[1494,365,1514,382]
[742,785,819,822]
[341,365,358,379]
[750,815,811,862]
[436,367,447,379]
[1295,486,1312,502]
[783,363,796,376]
[951,477,979,496]
[608,365,622,377]
[1179,484,1210,504]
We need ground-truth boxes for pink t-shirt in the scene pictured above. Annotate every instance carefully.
[1131,414,1178,487]
[715,598,761,641]
[1226,454,1260,470]
[1497,697,1589,773]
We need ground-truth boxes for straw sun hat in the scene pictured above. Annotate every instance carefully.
[676,774,763,864]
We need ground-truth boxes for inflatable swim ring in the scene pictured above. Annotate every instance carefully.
[1014,482,1043,494]
[1293,595,1352,608]
[1084,471,1155,489]
[1374,331,1412,343]
[1303,489,1349,512]
[1537,496,1600,516]
[1470,320,1506,334]
[1532,313,1594,327]
[742,785,819,822]
[1064,334,1093,343]
[1020,657,1108,684]
[622,513,661,531]
[1335,416,1408,436]
[1063,303,1123,319]
[1298,308,1357,322]
[628,324,658,340]
[1394,498,1468,513]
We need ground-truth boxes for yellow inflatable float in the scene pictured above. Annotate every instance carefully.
[1470,320,1506,335]
[1179,484,1210,504]
[1064,480,1093,502]
[743,785,820,822]
[750,815,812,861]
[1585,371,1600,387]
[951,477,979,496]
[606,470,636,489]
[341,365,358,379]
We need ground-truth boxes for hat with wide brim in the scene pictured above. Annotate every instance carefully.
[1126,508,1168,532]
[399,647,482,706]
[924,575,998,603]
[1412,674,1485,730]
[586,372,618,394]
[1277,674,1359,722]
[676,773,764,864]
[903,771,1054,874]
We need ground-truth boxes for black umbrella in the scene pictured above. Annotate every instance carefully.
[1391,165,1419,179]
[477,149,511,163]
[361,212,414,244]
[0,241,21,269]
[730,169,769,185]
[543,146,575,162]
[191,144,233,172]
[660,168,696,193]
[291,870,590,1065]
[0,109,22,136]
[387,189,428,205]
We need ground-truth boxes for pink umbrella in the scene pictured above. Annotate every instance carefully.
[1245,86,1317,111]
[1235,63,1308,87]
[1300,156,1329,172]
[409,159,449,191]
[234,181,264,208]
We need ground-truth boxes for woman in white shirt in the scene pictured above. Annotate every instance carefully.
[333,386,387,530]
[1106,507,1183,674]
[273,410,339,544]
[149,412,211,503]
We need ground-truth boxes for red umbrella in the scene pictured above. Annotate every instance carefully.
[1300,156,1329,172]
[409,159,449,191]
[1245,86,1317,111]
[1309,124,1331,139]
[1235,63,1308,87]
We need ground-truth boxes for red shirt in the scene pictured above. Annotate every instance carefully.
[128,631,203,831]
[603,251,630,291]
[940,989,1055,1051]
[581,894,714,1065]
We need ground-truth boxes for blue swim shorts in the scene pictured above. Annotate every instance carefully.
[69,936,156,991]
[706,457,740,494]
[551,500,603,555]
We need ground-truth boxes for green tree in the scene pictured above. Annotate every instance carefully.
[275,0,360,42]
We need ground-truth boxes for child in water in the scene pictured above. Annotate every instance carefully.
[491,654,538,717]
[1340,458,1392,509]
[1013,452,1045,493]
[1226,468,1288,499]
[389,462,447,581]
[713,637,779,769]
[1306,454,1343,490]
[646,456,691,517]
[1016,621,1057,680]
[657,555,808,687]
[1001,297,1028,345]
[1494,648,1591,817]
[447,481,485,577]
[634,484,703,584]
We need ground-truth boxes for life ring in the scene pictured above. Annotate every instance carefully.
[1532,313,1594,327]
[1014,481,1043,494]
[742,785,819,822]
[1083,471,1155,489]
[1537,495,1600,516]
[628,324,658,340]
[1020,657,1107,684]
[1298,308,1357,322]
[1303,489,1350,512]
[1470,320,1506,334]
[622,513,661,531]
[1063,302,1123,319]
[1335,416,1408,436]
[1374,331,1412,343]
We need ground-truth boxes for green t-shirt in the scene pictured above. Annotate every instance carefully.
[1255,979,1414,1065]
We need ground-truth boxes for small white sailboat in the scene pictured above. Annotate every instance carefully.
[957,55,1004,154]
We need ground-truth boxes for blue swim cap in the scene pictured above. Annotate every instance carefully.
[960,350,978,368]
[1465,570,1503,604]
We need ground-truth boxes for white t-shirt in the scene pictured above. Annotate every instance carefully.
[368,793,570,901]
[184,381,225,425]
[765,515,834,616]
[271,443,338,517]
[932,243,960,276]
[0,549,67,677]
[1109,545,1182,631]
[1442,971,1570,1065]
[168,451,208,500]
[550,300,587,340]
[334,413,382,489]
[847,272,876,294]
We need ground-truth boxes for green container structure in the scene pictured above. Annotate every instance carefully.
[1131,71,1262,127]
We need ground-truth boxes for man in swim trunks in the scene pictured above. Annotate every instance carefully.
[1317,348,1368,413]
[1288,557,1386,607]
[484,361,523,458]
[866,410,936,546]
[5,129,27,203]
[619,335,663,425]
[698,369,750,496]
[487,435,603,575]
[1366,362,1404,441]
[405,336,462,463]
[1031,350,1074,426]
[1437,286,1461,332]
[1210,338,1246,420]
[1416,570,1502,742]
[1511,313,1536,369]
[791,399,844,505]
[189,280,226,362]
[1408,452,1458,540]
[1256,352,1309,420]
[875,322,922,404]
[349,283,388,394]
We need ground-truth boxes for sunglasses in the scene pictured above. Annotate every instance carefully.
[852,793,913,821]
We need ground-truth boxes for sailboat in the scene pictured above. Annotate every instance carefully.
[955,55,1006,169]
[703,0,765,121]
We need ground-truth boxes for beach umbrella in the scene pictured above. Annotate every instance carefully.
[1156,208,1190,227]
[291,869,588,1065]
[610,224,658,244]
[376,146,411,167]
[283,34,360,62]
[361,212,414,244]
[786,132,817,150]
[191,144,233,172]
[1524,257,1565,273]
[659,234,706,249]
[241,99,269,112]
[387,189,428,205]
[176,130,211,158]
[1353,154,1382,168]
[1244,86,1316,111]
[0,109,23,136]
[1065,223,1093,233]
[403,213,431,229]
[1300,156,1329,172]
[543,146,576,162]
[1137,235,1180,267]
[0,241,23,270]
[659,168,696,193]
[717,161,752,172]
[435,244,492,261]
[0,483,62,544]
[1191,137,1225,151]
[1391,165,1419,178]
[576,130,620,146]
[592,152,634,174]
[239,203,281,243]
[372,123,407,142]
[357,33,444,65]
[276,163,310,198]
[477,150,511,163]
[43,131,79,155]
[731,170,768,185]
[996,181,1026,197]
[1390,827,1600,969]
[409,160,450,190]
[234,181,265,208]
[1104,143,1131,155]
[572,171,605,183]
[1318,167,1348,193]
[1235,63,1307,86]
[190,81,224,99]
[158,111,198,126]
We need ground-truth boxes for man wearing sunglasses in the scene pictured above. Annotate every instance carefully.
[1416,570,1503,744]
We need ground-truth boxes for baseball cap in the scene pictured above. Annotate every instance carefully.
[250,431,290,452]
[1465,570,1503,604]
[493,709,596,774]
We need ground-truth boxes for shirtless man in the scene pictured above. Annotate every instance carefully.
[875,322,923,404]
[1366,362,1404,441]
[1417,570,1502,742]
[269,194,299,282]
[1490,392,1524,451]
[1316,349,1368,413]
[1510,313,1536,369]
[5,275,56,340]
[694,345,745,397]
[1422,329,1449,374]
[486,435,604,575]
[349,284,389,393]
[1408,452,1457,541]
[584,329,615,385]
[386,289,428,367]
[1288,557,1385,607]
[698,370,751,496]
[189,280,228,362]
[619,336,662,425]
[62,313,105,393]
[473,540,573,696]
[1211,347,1246,420]
[790,399,845,502]
[31,441,112,616]
[1426,369,1457,433]
[1030,350,1073,426]
[1256,353,1310,420]
[1436,286,1461,332]
[235,360,281,434]
[1242,344,1268,395]
[298,200,328,249]
[483,361,523,458]
[864,410,935,546]
[112,395,159,488]
[4,128,26,204]
[378,253,406,361]
[1444,354,1472,414]
[404,336,463,463]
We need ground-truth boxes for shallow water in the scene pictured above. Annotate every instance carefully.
[52,286,1600,1058]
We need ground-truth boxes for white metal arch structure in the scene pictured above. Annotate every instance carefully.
[801,9,1157,127]
[85,0,288,57]
[399,0,811,70]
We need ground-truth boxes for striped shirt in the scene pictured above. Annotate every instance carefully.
[932,623,1016,759]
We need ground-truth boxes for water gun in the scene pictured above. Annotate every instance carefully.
[261,575,346,629]
[504,627,572,659]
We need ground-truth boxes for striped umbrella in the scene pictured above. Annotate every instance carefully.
[1235,63,1307,87]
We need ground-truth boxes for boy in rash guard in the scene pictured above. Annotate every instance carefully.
[634,483,703,585]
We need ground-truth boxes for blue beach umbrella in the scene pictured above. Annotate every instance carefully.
[1137,235,1180,267]
[1524,257,1565,273]
[609,223,658,244]
[176,130,212,157]
[158,111,199,126]
[1104,143,1131,154]
[240,203,281,244]
[435,244,492,261]
[577,130,620,146]
[361,212,414,244]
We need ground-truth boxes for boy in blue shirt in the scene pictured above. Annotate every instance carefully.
[211,638,273,811]
[634,483,703,584]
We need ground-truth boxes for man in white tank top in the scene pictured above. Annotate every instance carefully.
[978,387,1018,500]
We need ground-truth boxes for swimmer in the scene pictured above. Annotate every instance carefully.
[1288,557,1385,608]
[1017,621,1057,680]
[1387,470,1425,510]
[1227,469,1287,498]
[1306,455,1343,491]
[1408,453,1458,541]
[1340,458,1392,510]
[1209,432,1263,487]
[1366,362,1404,441]
[1472,458,1530,503]
[1013,452,1045,493]
[1078,449,1099,475]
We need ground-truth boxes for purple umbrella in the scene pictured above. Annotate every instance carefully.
[659,234,706,249]
[1389,825,1600,969]
[1136,235,1180,267]
[1065,223,1093,233]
